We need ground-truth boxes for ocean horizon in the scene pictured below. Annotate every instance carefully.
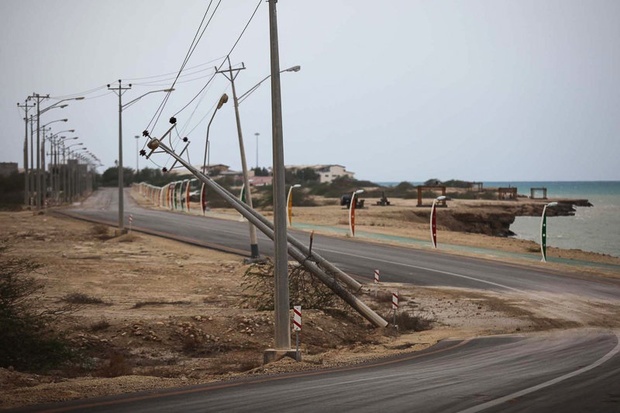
[376,181,620,258]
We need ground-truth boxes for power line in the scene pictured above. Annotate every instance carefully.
[150,0,263,135]
[145,0,223,133]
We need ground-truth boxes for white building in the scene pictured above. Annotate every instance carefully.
[287,164,355,184]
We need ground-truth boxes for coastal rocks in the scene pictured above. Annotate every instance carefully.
[438,210,516,237]
[415,199,591,237]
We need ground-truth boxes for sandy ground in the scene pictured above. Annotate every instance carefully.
[1,196,619,409]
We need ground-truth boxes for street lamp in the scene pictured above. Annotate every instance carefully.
[65,143,84,203]
[108,80,174,232]
[540,202,558,262]
[287,184,301,227]
[202,93,229,174]
[217,59,301,260]
[237,65,301,104]
[39,119,68,208]
[52,135,78,203]
[30,94,84,209]
[135,135,140,177]
[430,195,447,249]
[348,189,364,237]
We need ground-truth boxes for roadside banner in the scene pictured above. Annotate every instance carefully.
[185,179,190,212]
[201,182,207,215]
[349,196,357,236]
[430,202,438,248]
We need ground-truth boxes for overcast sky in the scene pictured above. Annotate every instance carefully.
[2,0,619,183]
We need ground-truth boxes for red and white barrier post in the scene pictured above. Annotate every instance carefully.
[293,305,302,359]
[128,214,133,233]
[374,269,380,297]
[392,291,399,333]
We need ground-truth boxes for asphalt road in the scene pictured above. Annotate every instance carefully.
[30,188,620,413]
[16,331,620,413]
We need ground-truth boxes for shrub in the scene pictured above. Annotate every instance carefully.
[382,310,434,332]
[62,292,106,305]
[0,251,76,371]
[242,258,337,310]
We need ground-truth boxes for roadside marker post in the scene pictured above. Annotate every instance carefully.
[392,292,399,335]
[374,269,380,297]
[293,306,302,361]
[128,214,133,233]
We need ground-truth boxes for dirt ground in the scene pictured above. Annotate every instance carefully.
[1,196,619,409]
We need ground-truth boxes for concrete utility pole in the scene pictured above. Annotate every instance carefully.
[17,100,36,206]
[216,57,260,259]
[29,93,49,209]
[108,80,132,233]
[255,132,260,168]
[266,0,295,361]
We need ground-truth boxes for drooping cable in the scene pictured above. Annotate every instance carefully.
[145,0,223,133]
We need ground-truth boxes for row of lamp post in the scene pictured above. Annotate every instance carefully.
[17,95,86,208]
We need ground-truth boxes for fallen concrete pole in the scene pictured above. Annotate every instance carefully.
[145,134,386,327]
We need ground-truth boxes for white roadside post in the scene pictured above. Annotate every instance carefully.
[128,214,133,233]
[293,306,302,361]
[374,269,380,297]
[392,291,399,334]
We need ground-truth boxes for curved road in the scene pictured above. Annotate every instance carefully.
[30,188,620,413]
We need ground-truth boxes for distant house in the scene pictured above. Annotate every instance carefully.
[249,176,273,186]
[287,164,355,184]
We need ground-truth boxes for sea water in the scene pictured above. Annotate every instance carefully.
[485,181,620,258]
[377,181,620,258]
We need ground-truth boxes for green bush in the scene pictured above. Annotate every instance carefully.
[0,250,76,371]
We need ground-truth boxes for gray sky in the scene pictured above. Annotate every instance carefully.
[2,0,619,183]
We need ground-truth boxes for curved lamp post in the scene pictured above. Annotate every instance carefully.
[202,93,229,173]
[430,195,447,248]
[348,189,364,237]
[540,201,558,262]
[237,65,301,104]
[287,184,301,226]
[218,61,300,260]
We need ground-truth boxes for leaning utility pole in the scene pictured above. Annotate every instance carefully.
[108,80,132,232]
[216,57,260,260]
[17,100,36,207]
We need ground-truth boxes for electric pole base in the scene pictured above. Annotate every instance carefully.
[263,348,301,364]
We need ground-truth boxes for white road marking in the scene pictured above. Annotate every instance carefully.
[318,247,522,292]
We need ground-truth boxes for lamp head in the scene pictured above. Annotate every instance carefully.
[436,195,447,201]
[547,202,558,207]
[354,189,364,195]
[217,93,229,109]
[286,65,301,72]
